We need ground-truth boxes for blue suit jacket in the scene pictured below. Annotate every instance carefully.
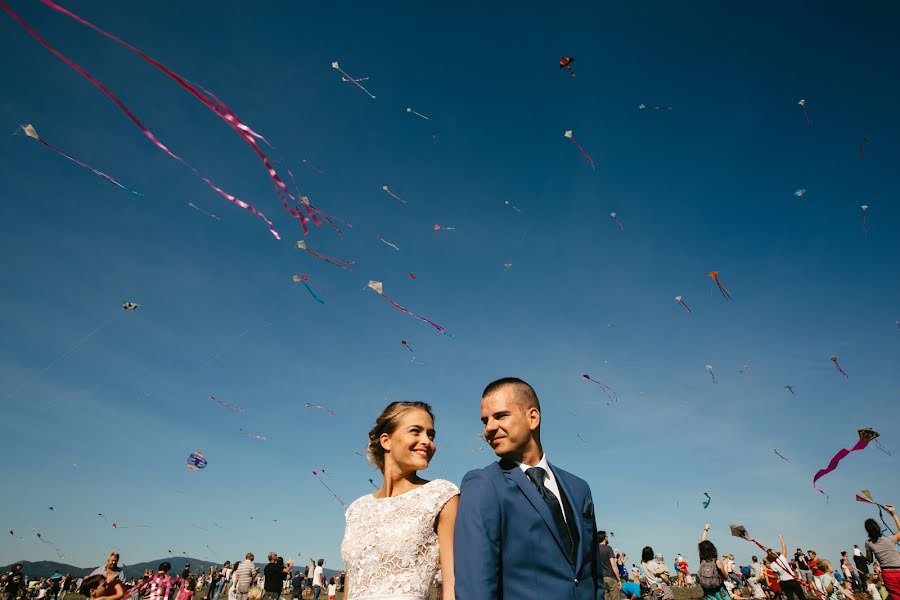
[454,458,603,600]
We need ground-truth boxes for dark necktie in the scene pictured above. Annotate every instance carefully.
[526,466,574,563]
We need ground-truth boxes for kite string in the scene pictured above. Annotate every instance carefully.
[0,0,281,239]
[29,131,143,196]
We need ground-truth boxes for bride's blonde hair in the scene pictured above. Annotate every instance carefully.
[367,401,434,472]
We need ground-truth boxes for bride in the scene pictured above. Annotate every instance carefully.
[341,401,459,600]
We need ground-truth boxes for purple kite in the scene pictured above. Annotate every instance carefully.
[813,428,879,493]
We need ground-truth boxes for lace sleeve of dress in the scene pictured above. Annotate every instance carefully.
[430,479,460,515]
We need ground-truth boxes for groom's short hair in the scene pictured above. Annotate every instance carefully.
[482,377,540,411]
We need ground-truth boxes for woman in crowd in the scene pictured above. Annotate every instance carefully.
[766,534,805,600]
[865,503,900,600]
[642,546,673,600]
[698,524,729,600]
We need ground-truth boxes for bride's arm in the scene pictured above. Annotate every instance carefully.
[437,495,460,600]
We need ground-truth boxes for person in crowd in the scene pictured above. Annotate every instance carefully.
[263,553,292,600]
[310,562,323,600]
[325,578,335,600]
[622,579,642,600]
[212,562,231,600]
[698,524,729,600]
[865,503,900,600]
[341,400,459,600]
[90,553,125,583]
[233,554,255,600]
[618,553,631,582]
[290,571,303,600]
[643,546,673,600]
[598,531,621,600]
[794,549,813,588]
[767,534,804,600]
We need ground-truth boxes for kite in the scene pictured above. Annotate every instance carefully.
[187,451,207,471]
[505,200,521,212]
[798,99,811,126]
[702,493,711,510]
[705,364,719,384]
[35,531,64,559]
[331,61,376,99]
[16,124,143,196]
[97,513,107,521]
[503,263,513,269]
[312,470,345,506]
[794,188,807,200]
[785,385,796,396]
[855,489,897,535]
[301,159,324,174]
[559,56,576,77]
[111,523,150,529]
[708,271,734,301]
[729,524,828,598]
[859,136,870,159]
[638,103,672,110]
[296,240,354,270]
[674,295,692,314]
[563,130,595,171]
[188,202,221,221]
[830,354,849,378]
[406,107,430,120]
[812,427,880,493]
[368,479,377,489]
[4,1,318,239]
[772,448,791,462]
[240,428,268,441]
[409,273,417,279]
[433,224,455,231]
[610,212,624,231]
[209,394,245,413]
[401,340,415,353]
[383,185,407,204]
[292,274,326,304]
[740,364,752,376]
[378,236,400,251]
[283,168,350,238]
[581,374,617,404]
[122,301,139,311]
[304,403,336,416]
[861,205,869,235]
[368,281,446,333]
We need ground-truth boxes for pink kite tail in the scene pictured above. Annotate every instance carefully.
[812,438,870,493]
[570,139,595,170]
[832,357,849,378]
[36,0,314,235]
[31,135,143,196]
[0,1,281,239]
[377,293,446,333]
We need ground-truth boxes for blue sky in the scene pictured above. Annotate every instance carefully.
[1,0,898,572]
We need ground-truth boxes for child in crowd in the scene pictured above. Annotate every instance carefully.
[326,577,335,600]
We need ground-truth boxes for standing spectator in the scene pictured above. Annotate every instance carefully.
[795,548,813,587]
[617,553,630,582]
[5,566,24,600]
[866,575,882,600]
[857,546,873,584]
[842,552,862,590]
[819,560,839,600]
[177,578,195,600]
[290,572,302,600]
[865,503,900,600]
[263,553,291,600]
[90,553,126,583]
[311,561,324,600]
[213,562,231,600]
[809,550,826,593]
[325,578,335,600]
[698,524,729,600]
[767,535,805,600]
[233,554,256,600]
[304,564,313,600]
[598,532,621,600]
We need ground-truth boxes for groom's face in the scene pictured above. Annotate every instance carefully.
[481,386,539,459]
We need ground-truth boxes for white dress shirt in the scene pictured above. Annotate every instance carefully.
[517,454,567,523]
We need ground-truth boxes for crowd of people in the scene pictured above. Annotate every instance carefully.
[0,552,342,600]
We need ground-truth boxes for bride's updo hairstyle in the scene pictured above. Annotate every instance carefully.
[367,401,434,472]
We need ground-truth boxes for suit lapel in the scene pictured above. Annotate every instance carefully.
[499,459,568,560]
[551,463,585,574]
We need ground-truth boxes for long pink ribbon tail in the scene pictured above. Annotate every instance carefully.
[36,0,317,235]
[812,438,869,493]
[376,292,446,333]
[0,0,281,239]
[304,248,355,270]
[570,139,595,170]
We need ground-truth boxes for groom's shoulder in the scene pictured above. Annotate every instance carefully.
[460,461,504,487]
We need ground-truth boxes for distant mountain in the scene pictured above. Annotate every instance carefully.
[3,558,341,582]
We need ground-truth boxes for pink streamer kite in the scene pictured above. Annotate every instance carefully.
[563,130,595,171]
[240,428,268,441]
[368,281,446,334]
[812,428,879,493]
[301,159,324,174]
[305,403,335,416]
[331,61,376,99]
[0,0,282,239]
[674,295,692,313]
[383,185,406,204]
[35,0,325,236]
[17,124,142,196]
[209,394,245,413]
[581,374,617,404]
[610,212,624,231]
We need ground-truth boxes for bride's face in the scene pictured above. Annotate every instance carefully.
[382,409,436,473]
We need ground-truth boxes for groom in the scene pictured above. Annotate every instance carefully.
[455,377,603,600]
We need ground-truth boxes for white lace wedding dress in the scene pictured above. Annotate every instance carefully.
[341,478,459,600]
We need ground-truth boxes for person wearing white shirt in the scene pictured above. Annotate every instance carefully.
[766,534,805,600]
[311,560,324,600]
